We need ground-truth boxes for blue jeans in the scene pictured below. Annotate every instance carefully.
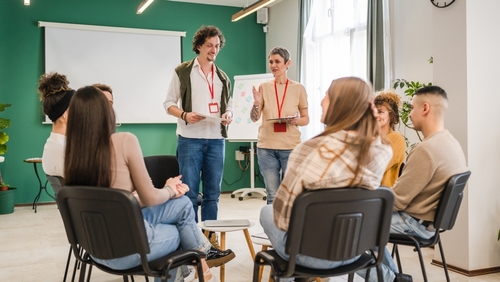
[357,211,436,281]
[260,205,360,282]
[177,135,225,222]
[92,196,203,282]
[257,148,292,204]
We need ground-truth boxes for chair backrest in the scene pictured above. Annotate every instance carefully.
[285,187,394,273]
[56,186,150,262]
[46,175,64,196]
[434,171,471,230]
[144,155,180,188]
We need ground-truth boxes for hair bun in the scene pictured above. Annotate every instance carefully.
[38,72,70,100]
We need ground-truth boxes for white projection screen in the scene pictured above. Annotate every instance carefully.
[40,22,185,123]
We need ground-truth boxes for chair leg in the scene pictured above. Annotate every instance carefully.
[437,239,450,282]
[413,244,428,282]
[85,265,92,282]
[393,244,403,273]
[63,246,72,282]
[258,246,268,282]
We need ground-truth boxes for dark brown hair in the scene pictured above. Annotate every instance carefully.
[38,72,71,116]
[192,26,225,54]
[317,77,379,183]
[64,86,116,187]
[92,83,113,95]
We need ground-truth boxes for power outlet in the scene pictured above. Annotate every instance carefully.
[235,150,245,161]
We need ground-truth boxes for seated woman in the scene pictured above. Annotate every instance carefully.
[64,86,218,282]
[38,72,74,176]
[260,77,393,281]
[374,90,406,186]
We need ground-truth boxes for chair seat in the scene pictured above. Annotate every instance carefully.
[389,233,437,248]
[257,250,375,279]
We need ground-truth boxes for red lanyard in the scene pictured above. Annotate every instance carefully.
[201,64,215,100]
[274,79,289,118]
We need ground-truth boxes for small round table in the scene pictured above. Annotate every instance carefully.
[198,221,256,282]
[24,158,54,213]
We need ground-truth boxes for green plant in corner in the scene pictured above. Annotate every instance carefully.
[0,103,11,185]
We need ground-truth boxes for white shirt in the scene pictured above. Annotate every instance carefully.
[163,58,233,139]
[41,132,66,177]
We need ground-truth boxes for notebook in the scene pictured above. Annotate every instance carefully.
[204,219,251,227]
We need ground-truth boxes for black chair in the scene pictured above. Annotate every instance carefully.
[253,187,395,282]
[46,175,64,197]
[144,155,202,205]
[56,185,206,282]
[47,174,86,282]
[390,171,471,282]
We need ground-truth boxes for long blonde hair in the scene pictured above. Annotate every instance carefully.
[317,77,379,181]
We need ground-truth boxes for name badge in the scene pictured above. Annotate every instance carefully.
[209,102,219,113]
[274,122,286,132]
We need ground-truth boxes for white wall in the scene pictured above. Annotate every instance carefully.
[464,0,500,270]
[266,0,299,81]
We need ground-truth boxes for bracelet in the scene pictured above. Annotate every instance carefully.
[181,111,186,121]
[253,104,259,109]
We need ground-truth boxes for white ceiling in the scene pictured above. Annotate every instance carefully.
[168,0,280,8]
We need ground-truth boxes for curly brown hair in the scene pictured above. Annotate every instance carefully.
[374,90,402,130]
[38,72,72,116]
[192,26,225,54]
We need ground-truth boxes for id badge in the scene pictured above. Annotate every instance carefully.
[209,102,220,113]
[274,122,287,132]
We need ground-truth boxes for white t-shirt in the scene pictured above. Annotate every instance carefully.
[41,132,66,176]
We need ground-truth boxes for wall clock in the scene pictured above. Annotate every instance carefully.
[430,0,456,8]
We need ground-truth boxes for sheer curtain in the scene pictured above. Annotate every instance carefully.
[300,0,390,141]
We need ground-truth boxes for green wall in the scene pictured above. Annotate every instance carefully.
[0,0,266,205]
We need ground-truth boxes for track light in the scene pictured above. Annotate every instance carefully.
[24,0,30,6]
[137,0,154,14]
[232,0,275,22]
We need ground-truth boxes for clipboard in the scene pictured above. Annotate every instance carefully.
[266,117,295,122]
[194,112,229,123]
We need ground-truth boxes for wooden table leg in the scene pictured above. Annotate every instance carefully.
[243,228,256,259]
[220,232,226,282]
[258,245,268,282]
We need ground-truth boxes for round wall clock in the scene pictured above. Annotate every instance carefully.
[430,0,456,8]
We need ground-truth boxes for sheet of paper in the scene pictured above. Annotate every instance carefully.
[194,112,229,123]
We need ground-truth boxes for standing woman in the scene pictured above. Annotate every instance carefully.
[64,86,219,282]
[38,72,74,176]
[374,90,406,187]
[250,47,309,204]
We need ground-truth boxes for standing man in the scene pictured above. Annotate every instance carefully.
[164,26,233,231]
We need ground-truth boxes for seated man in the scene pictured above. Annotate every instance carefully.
[360,85,468,282]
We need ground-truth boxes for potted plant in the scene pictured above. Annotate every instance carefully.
[0,103,15,214]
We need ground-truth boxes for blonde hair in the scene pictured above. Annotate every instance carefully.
[317,77,379,183]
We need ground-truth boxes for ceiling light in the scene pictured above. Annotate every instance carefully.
[24,0,30,6]
[137,0,154,14]
[232,0,275,22]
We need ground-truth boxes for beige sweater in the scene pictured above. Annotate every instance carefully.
[392,130,467,221]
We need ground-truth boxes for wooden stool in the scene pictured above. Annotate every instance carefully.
[198,221,256,282]
[251,236,273,282]
[251,235,321,282]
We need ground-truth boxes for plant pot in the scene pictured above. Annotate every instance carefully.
[0,186,7,191]
[0,187,16,214]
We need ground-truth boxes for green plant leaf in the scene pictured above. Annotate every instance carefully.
[0,144,6,154]
[0,118,10,130]
[0,104,11,112]
[0,132,8,145]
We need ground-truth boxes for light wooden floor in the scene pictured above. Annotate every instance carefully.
[1,193,499,282]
